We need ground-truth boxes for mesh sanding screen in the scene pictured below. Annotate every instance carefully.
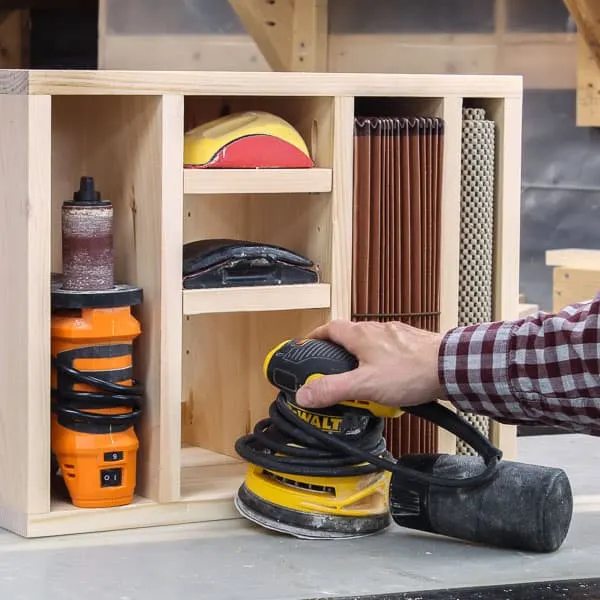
[456,107,496,454]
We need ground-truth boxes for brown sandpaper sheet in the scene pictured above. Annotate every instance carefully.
[352,116,444,457]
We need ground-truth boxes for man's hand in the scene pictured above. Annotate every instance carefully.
[295,320,446,410]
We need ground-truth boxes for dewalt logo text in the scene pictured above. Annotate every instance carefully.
[287,402,343,432]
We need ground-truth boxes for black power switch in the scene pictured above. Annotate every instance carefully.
[100,468,122,487]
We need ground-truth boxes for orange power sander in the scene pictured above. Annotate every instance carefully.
[234,338,574,552]
[50,176,144,509]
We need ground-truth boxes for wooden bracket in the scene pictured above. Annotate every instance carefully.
[291,0,328,71]
[564,0,600,70]
[0,9,28,68]
[563,0,600,125]
[228,0,328,71]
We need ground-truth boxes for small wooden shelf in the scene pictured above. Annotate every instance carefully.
[183,168,333,195]
[182,283,331,315]
[0,68,522,539]
[28,447,247,537]
[181,446,241,468]
[29,493,239,538]
[180,447,246,503]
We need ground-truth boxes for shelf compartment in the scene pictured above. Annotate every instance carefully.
[183,168,333,195]
[30,447,245,537]
[182,309,329,456]
[47,94,180,516]
[29,493,238,538]
[182,283,331,315]
[180,446,246,502]
[184,96,334,170]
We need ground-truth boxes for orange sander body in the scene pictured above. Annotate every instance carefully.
[51,291,142,508]
[51,177,144,509]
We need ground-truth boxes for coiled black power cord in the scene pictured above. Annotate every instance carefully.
[235,392,502,489]
[52,358,143,428]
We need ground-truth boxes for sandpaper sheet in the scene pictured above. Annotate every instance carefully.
[353,116,444,457]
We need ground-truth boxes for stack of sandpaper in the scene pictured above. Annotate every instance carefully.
[352,115,444,457]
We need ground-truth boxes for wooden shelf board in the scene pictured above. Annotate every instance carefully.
[181,445,244,468]
[183,168,332,195]
[11,69,522,98]
[179,447,246,502]
[180,465,247,503]
[182,283,331,315]
[25,449,247,537]
[28,494,240,538]
[546,248,600,271]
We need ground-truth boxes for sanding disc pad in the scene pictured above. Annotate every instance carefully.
[234,484,390,541]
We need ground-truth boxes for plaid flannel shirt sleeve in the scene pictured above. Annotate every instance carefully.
[439,293,600,435]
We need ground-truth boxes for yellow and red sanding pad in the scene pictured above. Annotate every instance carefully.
[184,110,314,169]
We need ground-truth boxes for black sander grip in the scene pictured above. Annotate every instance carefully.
[390,454,573,553]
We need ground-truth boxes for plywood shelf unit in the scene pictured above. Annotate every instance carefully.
[0,69,522,538]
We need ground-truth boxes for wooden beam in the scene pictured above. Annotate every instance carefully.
[228,0,294,71]
[0,9,27,68]
[0,0,95,7]
[546,248,600,271]
[98,31,576,89]
[228,0,327,72]
[291,0,328,71]
[329,33,575,89]
[575,32,600,125]
[553,267,600,312]
[563,0,600,71]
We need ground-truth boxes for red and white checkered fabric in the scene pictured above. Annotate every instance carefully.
[439,293,600,435]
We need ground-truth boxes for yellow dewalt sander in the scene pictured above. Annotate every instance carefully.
[234,338,574,552]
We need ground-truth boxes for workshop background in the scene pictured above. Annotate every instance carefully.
[1,0,595,312]
[1,3,600,599]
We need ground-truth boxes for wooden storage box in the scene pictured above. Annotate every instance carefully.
[546,249,600,312]
[0,69,522,537]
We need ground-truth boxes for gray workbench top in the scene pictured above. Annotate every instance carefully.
[1,434,598,600]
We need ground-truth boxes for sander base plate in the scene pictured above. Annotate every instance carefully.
[234,483,390,541]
